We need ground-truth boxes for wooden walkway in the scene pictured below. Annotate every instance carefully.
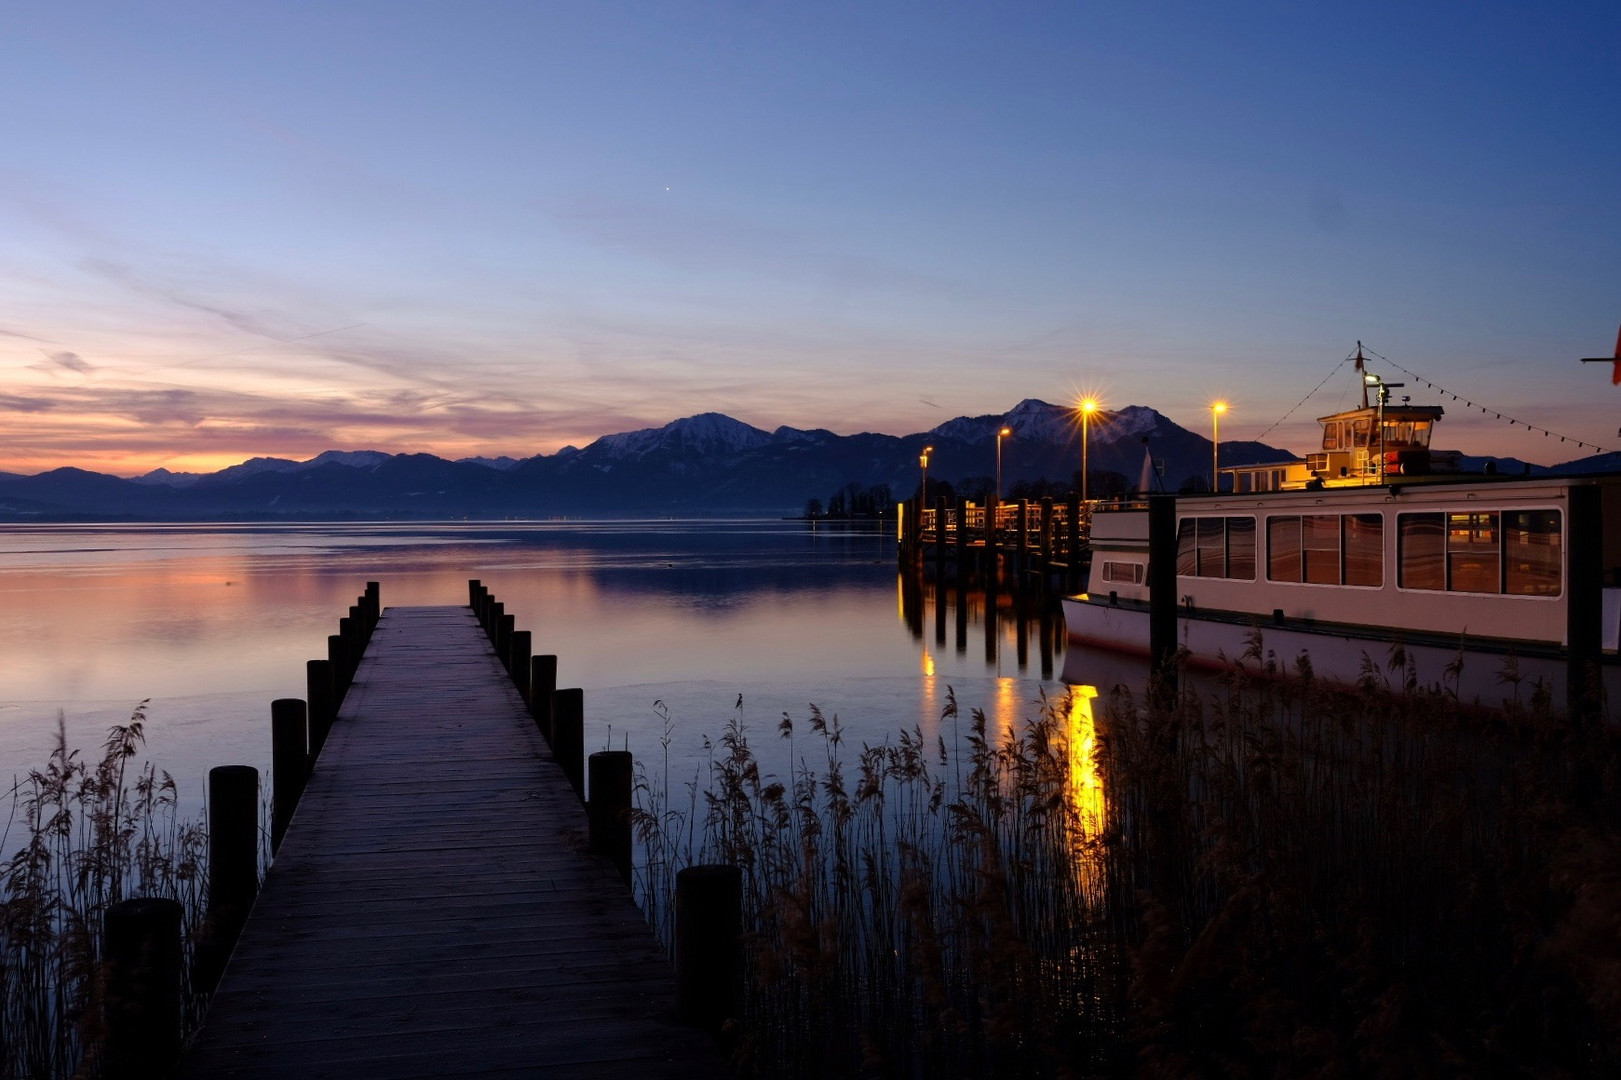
[179,606,726,1079]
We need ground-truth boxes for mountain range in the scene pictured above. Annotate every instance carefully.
[0,398,1607,521]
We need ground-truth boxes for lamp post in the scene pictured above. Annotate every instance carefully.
[919,445,933,507]
[1078,398,1099,502]
[1211,401,1228,492]
[995,427,1012,500]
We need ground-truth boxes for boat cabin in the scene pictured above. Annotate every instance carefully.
[1227,403,1461,493]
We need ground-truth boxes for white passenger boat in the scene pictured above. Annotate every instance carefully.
[1063,389,1621,710]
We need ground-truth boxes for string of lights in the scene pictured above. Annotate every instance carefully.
[1250,353,1357,445]
[1359,346,1615,455]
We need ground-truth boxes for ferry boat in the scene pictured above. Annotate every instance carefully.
[1063,377,1621,709]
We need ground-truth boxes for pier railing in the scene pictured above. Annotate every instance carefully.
[902,494,1096,590]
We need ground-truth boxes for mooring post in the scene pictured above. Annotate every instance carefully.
[1039,496,1055,588]
[510,629,532,705]
[328,633,349,704]
[935,495,949,578]
[338,616,359,687]
[986,493,1000,577]
[103,896,183,1080]
[306,658,335,755]
[488,601,504,648]
[955,496,972,578]
[365,580,380,629]
[1016,499,1029,580]
[531,654,558,742]
[498,613,516,672]
[675,864,743,1031]
[588,750,634,885]
[1148,494,1179,702]
[270,698,308,855]
[467,577,481,608]
[1568,483,1603,730]
[196,765,259,994]
[1066,492,1082,590]
[553,688,585,800]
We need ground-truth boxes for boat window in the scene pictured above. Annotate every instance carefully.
[1175,516,1257,580]
[1344,513,1384,587]
[1352,419,1372,448]
[1269,512,1384,587]
[1448,512,1500,593]
[1102,560,1146,585]
[1227,516,1257,579]
[1176,519,1197,576]
[1504,510,1561,596]
[1322,422,1342,451]
[1398,514,1446,590]
[1303,515,1341,585]
[1267,516,1303,583]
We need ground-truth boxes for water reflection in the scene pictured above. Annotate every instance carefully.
[895,567,1066,681]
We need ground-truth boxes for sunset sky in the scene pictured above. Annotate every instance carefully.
[2,2,1617,477]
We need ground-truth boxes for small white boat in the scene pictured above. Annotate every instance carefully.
[1063,386,1621,711]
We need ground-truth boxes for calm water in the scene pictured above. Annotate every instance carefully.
[0,521,1071,810]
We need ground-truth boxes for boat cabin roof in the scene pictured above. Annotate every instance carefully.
[1316,404,1444,425]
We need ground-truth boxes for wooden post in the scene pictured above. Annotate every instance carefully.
[588,750,634,885]
[1039,496,1055,588]
[196,765,259,994]
[675,864,742,1031]
[488,601,504,648]
[338,616,358,686]
[1066,492,1082,590]
[1148,494,1179,700]
[986,493,1000,577]
[510,630,532,705]
[1568,483,1603,728]
[365,580,380,629]
[103,897,183,1080]
[531,655,558,742]
[270,698,308,856]
[1016,499,1029,581]
[935,495,949,578]
[467,578,481,607]
[553,688,585,800]
[955,496,971,578]
[498,613,516,672]
[306,658,335,755]
[328,633,349,704]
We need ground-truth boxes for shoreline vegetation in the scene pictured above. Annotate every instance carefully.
[634,644,1621,1077]
[1,706,211,1080]
[8,644,1621,1078]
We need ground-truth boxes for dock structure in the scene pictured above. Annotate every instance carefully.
[179,605,725,1079]
[898,493,1091,591]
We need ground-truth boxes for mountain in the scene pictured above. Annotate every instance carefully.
[0,400,1300,520]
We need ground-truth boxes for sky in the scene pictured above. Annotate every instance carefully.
[1,1,1617,477]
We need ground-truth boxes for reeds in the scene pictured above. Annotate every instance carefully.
[635,643,1621,1077]
[1,705,210,1080]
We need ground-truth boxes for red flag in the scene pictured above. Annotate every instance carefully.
[1613,324,1621,385]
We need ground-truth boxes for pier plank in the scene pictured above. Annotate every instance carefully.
[179,606,725,1078]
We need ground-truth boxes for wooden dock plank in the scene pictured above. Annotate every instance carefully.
[179,606,725,1079]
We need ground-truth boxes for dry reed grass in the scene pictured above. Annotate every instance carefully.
[1,705,211,1080]
[635,639,1621,1078]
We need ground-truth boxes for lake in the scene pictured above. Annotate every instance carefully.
[0,520,1071,812]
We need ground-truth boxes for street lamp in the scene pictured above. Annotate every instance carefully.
[995,427,1012,500]
[1211,401,1228,492]
[919,445,933,507]
[1077,398,1099,502]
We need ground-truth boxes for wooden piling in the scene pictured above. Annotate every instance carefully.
[588,750,634,885]
[1066,492,1082,590]
[1148,494,1178,699]
[935,495,949,578]
[1568,482,1603,727]
[498,613,516,673]
[196,765,259,994]
[327,633,349,703]
[488,601,505,649]
[306,658,335,755]
[675,864,742,1031]
[510,629,532,705]
[531,655,557,742]
[553,688,585,800]
[270,698,308,856]
[103,897,184,1080]
[467,578,481,607]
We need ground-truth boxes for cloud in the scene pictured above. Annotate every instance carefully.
[35,350,94,374]
[0,393,56,413]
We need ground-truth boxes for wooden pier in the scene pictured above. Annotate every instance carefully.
[178,605,725,1079]
[898,493,1092,591]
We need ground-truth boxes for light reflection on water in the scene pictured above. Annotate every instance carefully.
[0,521,1076,814]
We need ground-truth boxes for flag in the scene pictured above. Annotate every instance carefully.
[1613,324,1621,385]
[1137,441,1155,495]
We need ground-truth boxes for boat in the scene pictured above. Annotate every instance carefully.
[1062,368,1621,710]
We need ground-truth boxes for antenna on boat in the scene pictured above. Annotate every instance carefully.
[1356,342,1369,409]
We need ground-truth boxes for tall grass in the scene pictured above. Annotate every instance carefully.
[0,705,211,1080]
[635,642,1621,1077]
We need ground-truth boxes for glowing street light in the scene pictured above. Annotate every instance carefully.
[1077,397,1100,502]
[1211,401,1228,492]
[995,427,1012,500]
[919,445,933,507]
